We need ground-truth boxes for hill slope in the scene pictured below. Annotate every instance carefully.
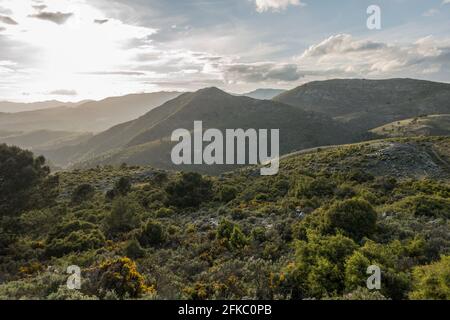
[274,79,450,132]
[46,87,355,172]
[0,92,182,133]
[0,100,89,113]
[371,114,450,138]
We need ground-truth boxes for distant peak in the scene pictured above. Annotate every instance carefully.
[196,87,228,95]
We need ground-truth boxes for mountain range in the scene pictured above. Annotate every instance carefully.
[0,92,182,133]
[274,78,450,132]
[42,87,354,172]
[2,78,450,174]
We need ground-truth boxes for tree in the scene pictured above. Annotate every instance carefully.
[165,172,213,208]
[106,177,132,200]
[323,199,377,241]
[104,198,140,235]
[0,144,51,216]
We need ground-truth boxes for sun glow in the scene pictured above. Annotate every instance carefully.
[0,0,156,101]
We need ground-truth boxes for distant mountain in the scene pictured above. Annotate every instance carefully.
[371,114,450,138]
[0,100,89,113]
[0,92,182,133]
[274,79,450,132]
[44,87,354,172]
[241,89,286,100]
[0,130,92,151]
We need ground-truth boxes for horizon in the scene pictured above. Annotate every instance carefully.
[0,0,449,102]
[2,76,450,104]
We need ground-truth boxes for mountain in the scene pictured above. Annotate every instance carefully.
[0,92,182,133]
[0,130,92,151]
[371,114,450,138]
[0,100,89,113]
[241,88,286,100]
[274,79,450,132]
[44,87,355,172]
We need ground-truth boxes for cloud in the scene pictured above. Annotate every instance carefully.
[83,71,146,76]
[298,34,450,79]
[0,15,18,25]
[301,34,387,58]
[443,0,450,4]
[224,62,303,82]
[94,19,108,24]
[253,0,305,12]
[29,11,74,25]
[49,89,78,96]
[32,5,47,11]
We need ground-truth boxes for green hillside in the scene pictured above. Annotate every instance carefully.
[274,79,450,132]
[371,114,450,138]
[54,87,355,173]
[0,137,448,300]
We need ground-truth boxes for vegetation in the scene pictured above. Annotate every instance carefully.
[0,137,449,300]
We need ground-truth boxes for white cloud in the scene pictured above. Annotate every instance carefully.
[253,0,305,13]
[298,34,450,79]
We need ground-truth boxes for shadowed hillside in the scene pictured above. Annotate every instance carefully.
[45,87,355,172]
[274,79,450,132]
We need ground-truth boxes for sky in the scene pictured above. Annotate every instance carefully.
[0,0,449,102]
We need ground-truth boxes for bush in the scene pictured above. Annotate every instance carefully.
[106,177,132,200]
[71,184,95,204]
[124,239,146,259]
[139,220,166,247]
[45,221,106,257]
[104,198,141,235]
[95,257,154,299]
[323,199,377,241]
[219,185,238,203]
[296,177,335,199]
[165,172,213,208]
[409,256,450,300]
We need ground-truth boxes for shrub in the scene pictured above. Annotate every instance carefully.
[95,257,154,299]
[165,172,213,208]
[409,256,450,300]
[296,177,335,199]
[219,185,238,203]
[139,220,166,247]
[104,198,141,235]
[71,184,95,204]
[323,199,377,241]
[124,239,145,259]
[45,221,106,257]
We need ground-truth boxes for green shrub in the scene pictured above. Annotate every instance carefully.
[139,220,166,247]
[104,198,141,235]
[71,184,95,204]
[323,199,378,241]
[165,172,213,208]
[409,255,450,300]
[94,257,154,299]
